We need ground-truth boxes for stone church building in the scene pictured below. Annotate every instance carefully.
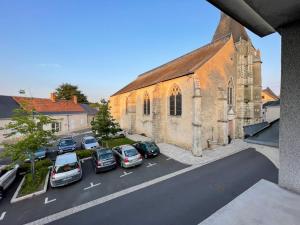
[110,13,262,156]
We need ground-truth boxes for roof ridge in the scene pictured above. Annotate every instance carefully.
[137,37,228,79]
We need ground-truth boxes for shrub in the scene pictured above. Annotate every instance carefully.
[19,159,53,174]
[75,150,93,159]
[19,167,48,197]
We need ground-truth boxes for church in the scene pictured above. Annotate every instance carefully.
[109,13,262,156]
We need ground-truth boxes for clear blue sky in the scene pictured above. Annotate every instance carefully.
[0,0,281,102]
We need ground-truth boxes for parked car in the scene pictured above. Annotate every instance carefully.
[133,141,160,158]
[81,136,99,150]
[91,148,116,173]
[50,153,82,188]
[110,129,126,138]
[0,164,19,199]
[25,147,47,162]
[112,145,142,168]
[57,137,77,154]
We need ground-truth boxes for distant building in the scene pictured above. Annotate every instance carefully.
[262,100,280,122]
[261,87,279,104]
[0,93,96,144]
[110,13,262,155]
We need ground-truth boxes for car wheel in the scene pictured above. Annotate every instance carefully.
[94,167,98,174]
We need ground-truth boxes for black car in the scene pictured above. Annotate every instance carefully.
[57,137,77,154]
[133,141,160,159]
[91,148,117,173]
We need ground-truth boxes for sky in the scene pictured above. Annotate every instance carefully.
[0,0,281,102]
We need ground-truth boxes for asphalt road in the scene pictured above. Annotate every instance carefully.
[0,153,188,225]
[48,148,278,225]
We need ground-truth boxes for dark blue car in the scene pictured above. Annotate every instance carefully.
[57,138,77,154]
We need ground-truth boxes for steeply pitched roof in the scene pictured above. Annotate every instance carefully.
[212,13,250,43]
[262,87,279,100]
[80,104,98,115]
[0,95,20,119]
[112,37,229,96]
[13,96,85,114]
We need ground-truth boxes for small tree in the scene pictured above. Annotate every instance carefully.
[91,99,120,141]
[1,108,55,180]
[55,83,89,104]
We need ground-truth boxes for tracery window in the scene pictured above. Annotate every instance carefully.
[143,92,150,115]
[169,85,182,116]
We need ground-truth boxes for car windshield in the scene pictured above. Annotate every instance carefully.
[55,162,78,173]
[85,138,97,144]
[144,142,157,149]
[98,151,113,160]
[60,139,74,146]
[124,149,138,157]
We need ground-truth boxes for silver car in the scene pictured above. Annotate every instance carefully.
[112,145,143,168]
[81,136,99,150]
[50,153,82,188]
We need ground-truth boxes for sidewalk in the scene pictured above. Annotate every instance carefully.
[127,134,279,168]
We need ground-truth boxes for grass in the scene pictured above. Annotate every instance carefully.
[19,167,49,197]
[101,137,135,148]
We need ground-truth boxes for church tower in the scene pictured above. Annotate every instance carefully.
[212,13,262,138]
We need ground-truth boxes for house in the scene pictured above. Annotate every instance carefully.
[80,103,98,127]
[262,99,280,122]
[110,13,262,156]
[261,87,279,104]
[0,93,96,144]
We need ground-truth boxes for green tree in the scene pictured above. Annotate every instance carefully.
[1,108,56,180]
[91,99,120,140]
[55,83,89,104]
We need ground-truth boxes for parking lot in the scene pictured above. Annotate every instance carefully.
[0,152,188,225]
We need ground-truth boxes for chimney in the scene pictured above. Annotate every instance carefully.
[50,93,57,102]
[72,95,78,104]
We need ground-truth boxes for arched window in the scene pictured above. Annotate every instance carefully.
[143,92,150,115]
[227,79,234,106]
[169,85,182,116]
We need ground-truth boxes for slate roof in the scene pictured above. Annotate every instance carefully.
[80,104,98,115]
[13,96,85,114]
[262,87,279,100]
[0,95,20,119]
[112,37,229,96]
[263,99,280,108]
[212,13,249,43]
[244,119,279,148]
[244,122,269,137]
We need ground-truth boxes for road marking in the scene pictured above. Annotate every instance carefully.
[0,211,6,221]
[44,197,56,205]
[25,148,247,225]
[146,162,157,168]
[120,171,133,178]
[84,182,101,191]
[166,157,172,161]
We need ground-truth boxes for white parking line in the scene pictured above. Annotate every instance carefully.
[44,197,56,205]
[120,171,133,178]
[0,211,6,221]
[146,162,157,168]
[166,157,172,161]
[84,182,101,191]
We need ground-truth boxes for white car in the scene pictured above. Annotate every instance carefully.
[81,136,99,150]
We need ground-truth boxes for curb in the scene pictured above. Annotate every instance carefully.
[10,171,50,204]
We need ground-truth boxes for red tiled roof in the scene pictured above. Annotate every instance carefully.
[112,37,229,96]
[13,96,84,113]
